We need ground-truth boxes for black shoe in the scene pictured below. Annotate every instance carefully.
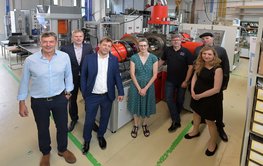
[184,132,200,139]
[68,120,77,132]
[82,141,90,155]
[98,137,107,149]
[205,144,218,156]
[168,122,181,132]
[92,122,99,132]
[218,127,228,142]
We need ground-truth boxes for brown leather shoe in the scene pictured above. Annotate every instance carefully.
[40,154,50,166]
[58,150,76,164]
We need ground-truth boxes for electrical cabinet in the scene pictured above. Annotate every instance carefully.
[10,10,26,34]
[241,17,263,166]
[111,15,143,40]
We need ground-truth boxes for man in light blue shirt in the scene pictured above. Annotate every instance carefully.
[17,32,76,165]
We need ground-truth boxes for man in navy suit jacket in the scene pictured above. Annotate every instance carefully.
[80,37,124,154]
[60,29,94,132]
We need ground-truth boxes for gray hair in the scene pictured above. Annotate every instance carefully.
[72,29,84,35]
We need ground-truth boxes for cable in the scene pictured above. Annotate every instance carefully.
[203,0,213,23]
[119,5,151,25]
[128,10,137,16]
[119,14,144,25]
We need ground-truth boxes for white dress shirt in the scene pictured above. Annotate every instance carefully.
[92,53,109,94]
[74,43,83,65]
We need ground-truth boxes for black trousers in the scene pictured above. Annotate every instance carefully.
[31,93,68,155]
[216,91,224,128]
[69,76,80,121]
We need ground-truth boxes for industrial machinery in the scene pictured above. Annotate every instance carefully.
[36,5,82,46]
[10,10,27,35]
[9,9,42,37]
[110,15,143,40]
[95,1,206,132]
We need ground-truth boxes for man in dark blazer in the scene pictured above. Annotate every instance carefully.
[80,37,124,154]
[60,29,94,132]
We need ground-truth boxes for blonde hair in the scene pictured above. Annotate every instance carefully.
[72,29,84,35]
[194,46,221,75]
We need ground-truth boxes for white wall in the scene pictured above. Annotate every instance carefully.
[0,0,5,35]
[226,0,263,22]
[12,0,41,10]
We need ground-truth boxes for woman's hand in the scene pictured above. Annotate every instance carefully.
[139,88,147,96]
[192,93,201,100]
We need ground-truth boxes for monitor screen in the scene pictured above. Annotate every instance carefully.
[8,35,30,45]
[11,33,23,36]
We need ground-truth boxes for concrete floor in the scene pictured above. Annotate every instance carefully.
[0,53,248,166]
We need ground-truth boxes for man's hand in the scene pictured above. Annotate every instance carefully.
[117,96,124,102]
[19,101,29,117]
[65,94,72,100]
[181,81,188,88]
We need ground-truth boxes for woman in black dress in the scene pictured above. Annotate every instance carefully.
[184,46,223,156]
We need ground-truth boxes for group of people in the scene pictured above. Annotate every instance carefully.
[17,29,230,165]
[17,30,125,166]
[128,32,230,157]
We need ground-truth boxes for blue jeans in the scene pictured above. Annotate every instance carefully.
[165,81,186,124]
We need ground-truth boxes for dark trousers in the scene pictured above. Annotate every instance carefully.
[216,92,224,128]
[31,94,68,155]
[165,81,186,124]
[83,94,112,141]
[69,76,80,121]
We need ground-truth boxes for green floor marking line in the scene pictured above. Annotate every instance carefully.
[68,133,101,166]
[2,63,20,83]
[3,63,101,165]
[156,122,192,166]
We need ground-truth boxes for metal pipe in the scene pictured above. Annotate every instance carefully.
[5,0,10,15]
[84,0,92,21]
[151,0,154,6]
[163,0,167,5]
[89,0,92,21]
[159,0,167,6]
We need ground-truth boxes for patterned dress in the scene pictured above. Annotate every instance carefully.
[127,53,158,118]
